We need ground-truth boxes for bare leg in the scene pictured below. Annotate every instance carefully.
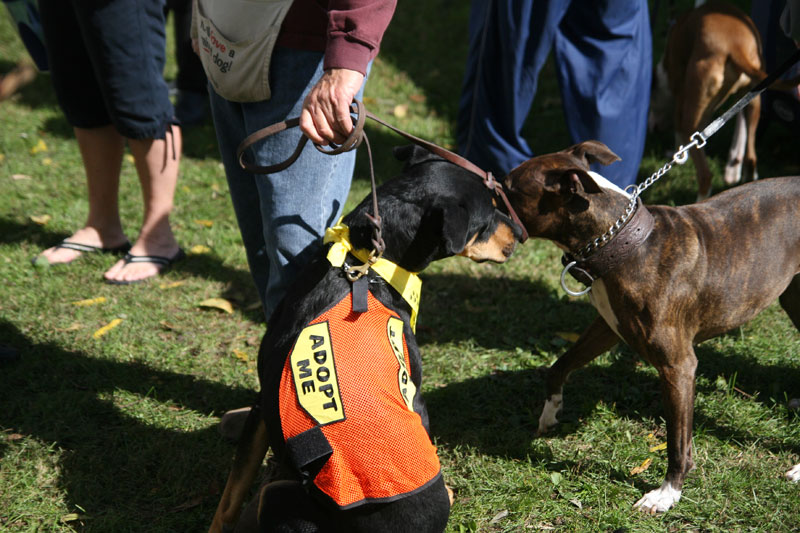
[37,126,129,264]
[104,127,183,283]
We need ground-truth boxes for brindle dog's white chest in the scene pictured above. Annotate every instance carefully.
[588,279,622,339]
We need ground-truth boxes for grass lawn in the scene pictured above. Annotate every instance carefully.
[2,1,800,531]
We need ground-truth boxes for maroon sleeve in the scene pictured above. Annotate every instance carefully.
[324,0,397,74]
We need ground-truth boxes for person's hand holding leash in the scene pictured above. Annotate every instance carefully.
[300,68,364,146]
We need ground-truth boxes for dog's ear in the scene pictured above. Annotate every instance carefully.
[565,141,621,168]
[438,203,471,256]
[393,145,440,168]
[545,168,602,196]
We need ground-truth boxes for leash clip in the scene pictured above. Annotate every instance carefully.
[343,249,382,282]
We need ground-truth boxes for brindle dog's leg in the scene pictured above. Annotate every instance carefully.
[537,317,619,435]
[210,406,269,533]
[634,342,698,514]
[779,275,800,331]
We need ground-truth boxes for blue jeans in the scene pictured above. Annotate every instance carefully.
[209,46,367,320]
[458,0,652,187]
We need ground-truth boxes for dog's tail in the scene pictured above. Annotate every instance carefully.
[728,47,800,93]
[209,405,270,533]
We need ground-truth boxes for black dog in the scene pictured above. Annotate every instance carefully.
[209,145,521,533]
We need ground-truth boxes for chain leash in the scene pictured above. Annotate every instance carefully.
[572,132,704,261]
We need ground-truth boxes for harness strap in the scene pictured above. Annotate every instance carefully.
[325,222,421,332]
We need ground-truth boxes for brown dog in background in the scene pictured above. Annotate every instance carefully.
[649,1,800,201]
[0,61,36,102]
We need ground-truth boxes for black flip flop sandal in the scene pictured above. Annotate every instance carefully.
[31,240,132,266]
[104,248,186,285]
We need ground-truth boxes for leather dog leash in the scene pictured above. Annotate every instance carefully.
[235,99,529,244]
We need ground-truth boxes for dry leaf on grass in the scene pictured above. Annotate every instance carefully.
[93,318,122,339]
[198,298,233,314]
[30,139,47,154]
[189,245,211,254]
[159,280,186,289]
[630,457,652,475]
[72,296,106,306]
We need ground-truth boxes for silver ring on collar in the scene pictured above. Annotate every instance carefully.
[560,261,593,297]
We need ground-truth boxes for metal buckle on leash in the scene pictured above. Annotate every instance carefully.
[343,249,382,282]
[560,261,593,297]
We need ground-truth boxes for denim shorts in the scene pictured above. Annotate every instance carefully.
[38,0,174,139]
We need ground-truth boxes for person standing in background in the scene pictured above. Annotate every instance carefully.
[458,0,652,188]
[194,0,397,321]
[35,0,184,285]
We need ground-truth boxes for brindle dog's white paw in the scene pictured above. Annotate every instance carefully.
[785,464,800,482]
[633,482,681,514]
[536,393,563,436]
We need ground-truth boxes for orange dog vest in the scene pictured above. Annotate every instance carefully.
[278,291,441,509]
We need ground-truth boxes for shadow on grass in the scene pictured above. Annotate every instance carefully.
[0,216,264,320]
[425,323,800,462]
[0,318,254,531]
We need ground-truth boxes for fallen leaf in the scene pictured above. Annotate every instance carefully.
[194,219,214,228]
[393,104,408,118]
[189,244,211,254]
[649,442,667,452]
[72,296,106,306]
[198,298,233,314]
[170,495,203,512]
[93,318,123,339]
[245,368,255,374]
[124,154,135,164]
[159,280,186,289]
[569,499,582,509]
[211,183,221,192]
[555,331,581,343]
[630,457,652,475]
[490,510,509,524]
[43,157,53,165]
[244,300,262,312]
[409,93,426,103]
[232,349,249,362]
[60,513,80,523]
[30,138,47,154]
[159,320,180,331]
[30,214,51,225]
[11,173,31,180]
[0,153,5,162]
[7,433,24,441]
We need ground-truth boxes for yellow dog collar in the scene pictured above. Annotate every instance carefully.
[324,221,422,332]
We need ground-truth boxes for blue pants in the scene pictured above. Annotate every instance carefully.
[209,47,367,320]
[458,0,652,187]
